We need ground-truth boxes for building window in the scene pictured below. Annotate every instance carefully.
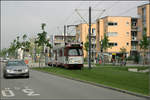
[132,21,137,26]
[126,22,129,25]
[109,42,118,46]
[126,32,129,36]
[126,43,129,46]
[106,32,118,37]
[114,43,117,46]
[108,22,117,26]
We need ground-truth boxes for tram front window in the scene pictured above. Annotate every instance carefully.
[68,48,83,56]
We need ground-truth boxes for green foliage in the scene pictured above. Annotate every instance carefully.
[127,56,134,61]
[16,36,22,49]
[101,34,109,52]
[84,41,89,52]
[7,40,17,57]
[134,53,140,64]
[139,28,150,64]
[84,35,89,53]
[35,23,52,67]
[41,23,46,30]
[139,34,150,50]
[23,34,27,41]
[3,34,31,58]
[35,23,51,48]
[0,48,8,57]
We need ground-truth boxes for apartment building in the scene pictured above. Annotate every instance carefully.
[76,23,96,58]
[137,3,150,39]
[96,16,136,59]
[137,3,150,64]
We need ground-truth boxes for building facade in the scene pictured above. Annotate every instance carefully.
[137,3,150,64]
[96,16,133,59]
[76,23,96,58]
[137,3,150,39]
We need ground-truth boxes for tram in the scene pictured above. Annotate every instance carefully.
[48,42,84,69]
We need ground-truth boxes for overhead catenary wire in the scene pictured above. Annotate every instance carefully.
[52,1,85,35]
[54,1,121,35]
[53,1,147,36]
[116,6,139,16]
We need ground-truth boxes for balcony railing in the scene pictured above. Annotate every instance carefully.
[131,27,138,31]
[131,46,137,51]
[131,36,138,41]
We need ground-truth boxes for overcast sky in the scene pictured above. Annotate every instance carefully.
[1,0,149,49]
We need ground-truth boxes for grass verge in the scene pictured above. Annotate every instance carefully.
[32,66,149,95]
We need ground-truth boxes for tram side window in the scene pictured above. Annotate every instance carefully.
[54,51,57,60]
[62,48,64,56]
[59,49,62,57]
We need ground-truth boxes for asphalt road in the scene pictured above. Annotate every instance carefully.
[0,62,147,100]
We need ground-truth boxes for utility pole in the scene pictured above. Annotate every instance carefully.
[64,25,66,42]
[34,38,37,62]
[88,6,91,69]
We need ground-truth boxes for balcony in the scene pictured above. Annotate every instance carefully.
[54,40,64,43]
[91,41,96,44]
[131,26,138,31]
[131,36,138,41]
[131,46,137,51]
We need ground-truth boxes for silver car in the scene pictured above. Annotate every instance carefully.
[3,60,29,78]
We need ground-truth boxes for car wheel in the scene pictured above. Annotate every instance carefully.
[25,75,29,78]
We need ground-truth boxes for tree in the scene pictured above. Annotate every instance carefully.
[99,34,110,65]
[35,23,51,67]
[22,34,30,59]
[23,34,27,41]
[15,36,22,58]
[0,48,8,58]
[84,35,89,59]
[139,28,150,65]
[8,40,17,58]
[101,34,109,52]
[16,36,21,49]
[120,47,127,66]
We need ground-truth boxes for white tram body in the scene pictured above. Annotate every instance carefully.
[49,42,84,69]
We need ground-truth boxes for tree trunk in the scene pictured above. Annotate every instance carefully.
[143,50,146,65]
[39,46,44,68]
[23,49,25,60]
[39,54,41,68]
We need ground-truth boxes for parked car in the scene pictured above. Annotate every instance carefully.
[0,57,3,62]
[3,60,29,78]
[3,59,8,63]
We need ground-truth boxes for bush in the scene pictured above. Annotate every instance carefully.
[84,57,87,62]
[134,54,140,64]
[127,56,134,61]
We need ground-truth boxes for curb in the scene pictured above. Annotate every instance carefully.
[32,69,150,100]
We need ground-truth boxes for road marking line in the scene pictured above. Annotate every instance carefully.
[1,88,15,97]
[22,88,40,96]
